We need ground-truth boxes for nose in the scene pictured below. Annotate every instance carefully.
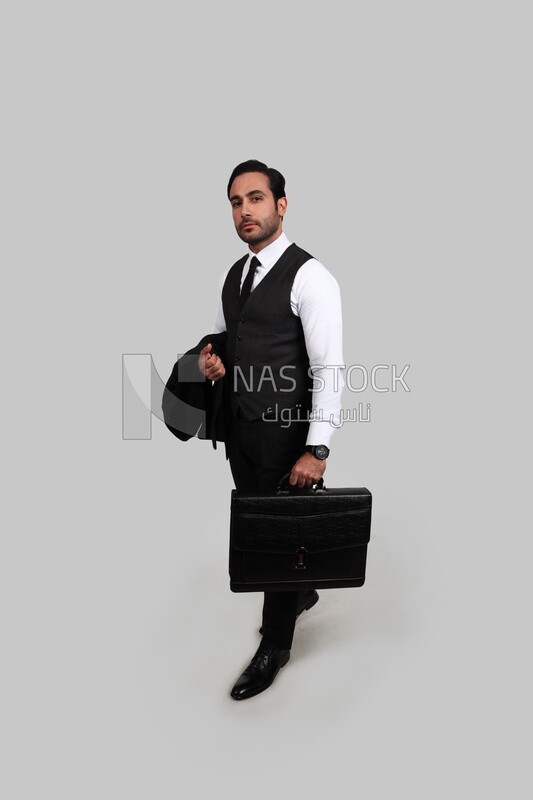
[240,198,252,218]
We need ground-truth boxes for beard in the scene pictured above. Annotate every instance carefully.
[236,210,281,245]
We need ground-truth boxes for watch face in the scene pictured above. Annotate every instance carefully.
[315,445,329,460]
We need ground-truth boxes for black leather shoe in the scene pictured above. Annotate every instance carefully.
[259,590,319,635]
[230,645,291,701]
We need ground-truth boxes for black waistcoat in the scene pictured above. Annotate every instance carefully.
[222,243,314,420]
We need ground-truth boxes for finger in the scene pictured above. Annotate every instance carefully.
[206,358,220,374]
[207,364,225,380]
[200,343,212,356]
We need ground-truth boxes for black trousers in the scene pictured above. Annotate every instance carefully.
[228,410,310,650]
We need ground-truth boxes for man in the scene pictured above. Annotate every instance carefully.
[199,159,344,700]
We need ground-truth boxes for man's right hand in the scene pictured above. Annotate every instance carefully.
[198,343,226,381]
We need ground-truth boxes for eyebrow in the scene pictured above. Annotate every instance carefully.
[229,189,266,202]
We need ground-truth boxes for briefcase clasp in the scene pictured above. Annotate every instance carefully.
[295,547,307,570]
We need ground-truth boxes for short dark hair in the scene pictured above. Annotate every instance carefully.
[227,159,286,202]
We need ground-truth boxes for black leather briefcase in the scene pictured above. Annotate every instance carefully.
[229,477,372,592]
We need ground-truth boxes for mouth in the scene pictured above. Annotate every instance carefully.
[241,222,258,231]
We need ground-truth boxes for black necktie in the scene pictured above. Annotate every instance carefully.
[239,256,260,309]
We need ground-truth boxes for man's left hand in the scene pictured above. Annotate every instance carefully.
[289,452,326,488]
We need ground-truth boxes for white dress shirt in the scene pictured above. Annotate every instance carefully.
[213,232,345,447]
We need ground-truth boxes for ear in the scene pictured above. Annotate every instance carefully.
[277,196,288,219]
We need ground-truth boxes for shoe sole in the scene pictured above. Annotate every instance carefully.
[258,591,319,636]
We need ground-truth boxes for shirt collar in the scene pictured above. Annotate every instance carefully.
[247,231,292,270]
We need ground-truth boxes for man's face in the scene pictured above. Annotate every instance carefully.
[229,172,287,251]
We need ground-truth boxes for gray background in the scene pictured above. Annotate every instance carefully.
[2,1,531,797]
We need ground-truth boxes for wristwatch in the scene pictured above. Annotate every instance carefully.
[305,445,330,460]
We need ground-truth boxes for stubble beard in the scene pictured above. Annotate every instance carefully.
[236,211,281,246]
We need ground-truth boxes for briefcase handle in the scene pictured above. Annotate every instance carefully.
[276,472,326,494]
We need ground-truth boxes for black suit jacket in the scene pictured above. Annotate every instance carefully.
[162,332,231,456]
